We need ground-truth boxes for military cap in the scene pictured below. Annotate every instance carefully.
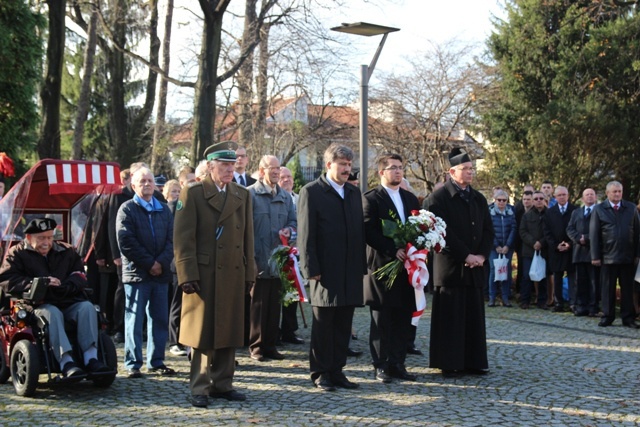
[24,218,57,234]
[203,141,238,162]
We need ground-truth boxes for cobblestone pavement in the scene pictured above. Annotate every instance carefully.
[1,295,639,426]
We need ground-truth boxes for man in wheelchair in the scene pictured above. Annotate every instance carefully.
[0,218,111,379]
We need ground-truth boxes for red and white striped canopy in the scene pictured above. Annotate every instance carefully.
[46,162,119,195]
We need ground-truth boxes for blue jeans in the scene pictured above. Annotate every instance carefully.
[488,249,514,301]
[124,281,169,370]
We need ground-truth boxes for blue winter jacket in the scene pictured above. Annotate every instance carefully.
[116,195,174,284]
[490,204,517,249]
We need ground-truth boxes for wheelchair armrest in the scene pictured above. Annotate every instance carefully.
[22,277,49,303]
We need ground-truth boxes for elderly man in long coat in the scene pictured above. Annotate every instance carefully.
[173,142,256,408]
[423,148,494,377]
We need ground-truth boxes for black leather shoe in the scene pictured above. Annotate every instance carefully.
[598,318,613,327]
[331,373,359,389]
[150,365,176,375]
[375,368,392,383]
[441,369,463,378]
[313,374,336,391]
[281,335,305,345]
[263,350,285,360]
[466,368,490,375]
[406,346,423,356]
[191,394,208,408]
[62,362,86,379]
[127,368,143,379]
[623,321,640,329]
[346,348,363,357]
[210,390,247,401]
[552,305,565,313]
[389,365,417,381]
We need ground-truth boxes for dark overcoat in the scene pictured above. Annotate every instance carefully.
[297,174,366,307]
[519,207,547,259]
[363,185,419,308]
[566,206,593,264]
[423,180,493,289]
[173,175,256,350]
[543,203,576,272]
[589,200,640,265]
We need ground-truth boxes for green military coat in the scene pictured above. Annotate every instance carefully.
[174,175,256,350]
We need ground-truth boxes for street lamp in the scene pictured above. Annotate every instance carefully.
[331,22,400,192]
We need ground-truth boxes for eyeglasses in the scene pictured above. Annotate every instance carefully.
[267,166,281,171]
[495,199,507,202]
[454,166,475,172]
[533,197,544,201]
[383,166,404,172]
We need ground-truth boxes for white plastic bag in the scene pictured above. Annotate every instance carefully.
[529,250,546,282]
[493,254,509,282]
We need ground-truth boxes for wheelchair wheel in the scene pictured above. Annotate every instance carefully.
[10,339,40,397]
[92,331,117,388]
[0,346,10,384]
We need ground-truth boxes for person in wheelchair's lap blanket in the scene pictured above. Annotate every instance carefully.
[0,218,111,378]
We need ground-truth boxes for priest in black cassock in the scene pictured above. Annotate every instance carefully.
[423,148,494,377]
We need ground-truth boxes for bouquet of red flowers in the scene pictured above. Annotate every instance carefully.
[270,236,308,307]
[374,209,446,325]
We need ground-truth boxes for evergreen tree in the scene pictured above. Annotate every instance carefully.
[479,0,640,200]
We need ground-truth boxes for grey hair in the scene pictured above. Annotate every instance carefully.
[131,166,153,183]
[323,143,354,164]
[259,155,279,170]
[606,181,622,192]
[494,189,508,200]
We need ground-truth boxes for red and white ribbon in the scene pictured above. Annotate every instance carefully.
[403,243,428,326]
[288,247,308,303]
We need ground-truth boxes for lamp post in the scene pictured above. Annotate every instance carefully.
[331,22,400,192]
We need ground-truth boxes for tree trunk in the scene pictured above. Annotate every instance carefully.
[38,0,66,159]
[192,0,231,165]
[236,0,257,149]
[151,0,174,173]
[128,0,160,163]
[108,0,128,165]
[254,23,271,153]
[72,7,98,160]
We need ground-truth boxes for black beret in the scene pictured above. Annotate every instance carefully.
[348,170,360,182]
[24,218,57,234]
[203,141,238,162]
[449,147,472,167]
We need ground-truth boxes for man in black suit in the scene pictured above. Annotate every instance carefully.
[566,188,600,316]
[233,146,257,187]
[423,148,494,377]
[297,143,366,391]
[363,153,420,383]
[590,181,640,328]
[543,186,576,312]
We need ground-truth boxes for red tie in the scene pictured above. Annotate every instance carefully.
[614,204,619,211]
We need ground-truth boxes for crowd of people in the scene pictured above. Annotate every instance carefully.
[487,180,640,331]
[1,142,638,408]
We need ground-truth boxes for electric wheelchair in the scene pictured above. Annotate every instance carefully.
[0,277,117,397]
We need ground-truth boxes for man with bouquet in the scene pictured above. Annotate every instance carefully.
[363,153,421,383]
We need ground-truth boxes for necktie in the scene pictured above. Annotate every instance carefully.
[614,204,619,211]
[238,175,246,186]
[560,206,565,214]
[584,207,591,217]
